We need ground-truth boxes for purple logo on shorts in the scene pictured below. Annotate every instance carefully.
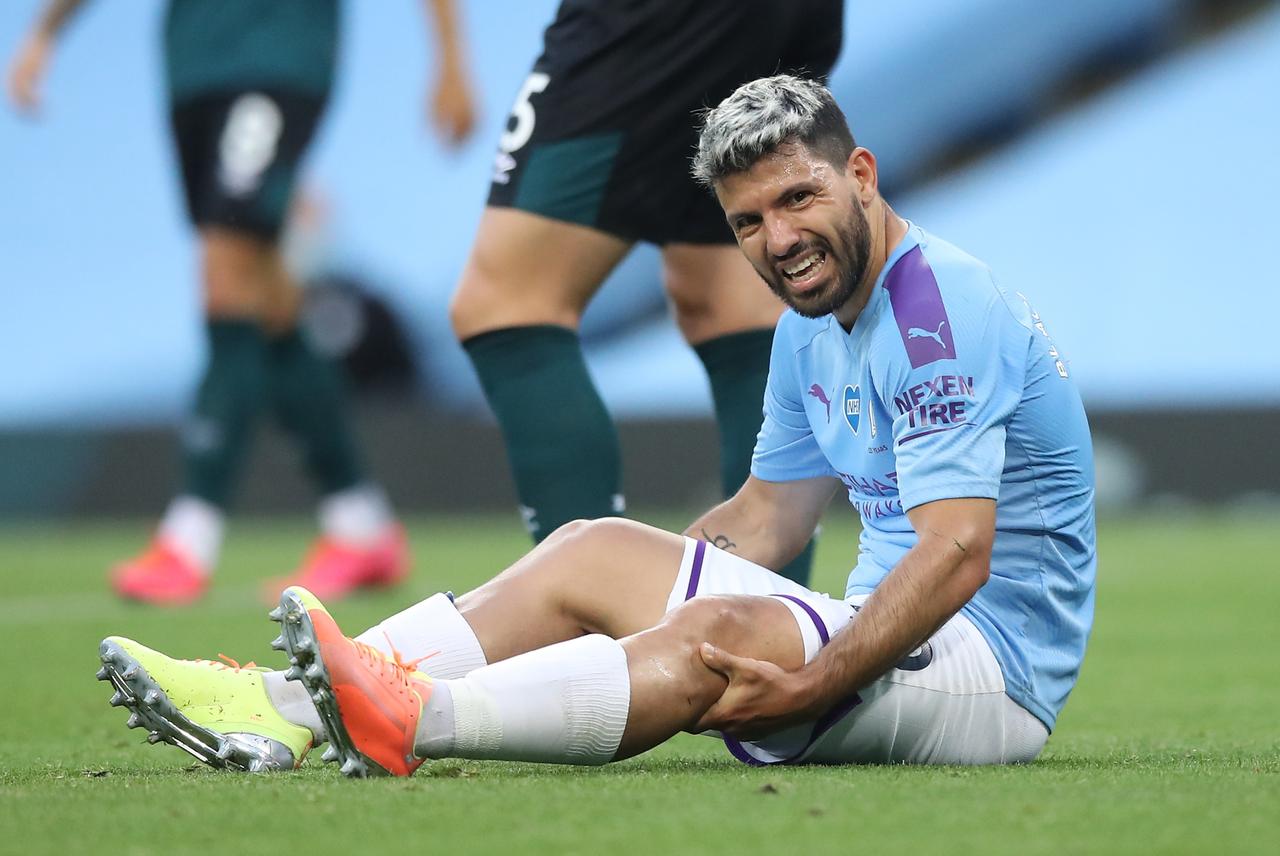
[807,384,832,422]
[885,246,955,368]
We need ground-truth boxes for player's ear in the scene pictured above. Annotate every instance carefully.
[847,147,879,204]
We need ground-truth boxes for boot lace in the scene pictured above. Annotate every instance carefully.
[187,654,258,672]
[347,639,408,695]
[341,632,439,696]
[381,631,439,675]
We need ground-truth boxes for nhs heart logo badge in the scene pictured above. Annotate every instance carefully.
[843,384,861,435]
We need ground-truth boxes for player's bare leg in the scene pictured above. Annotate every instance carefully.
[451,207,634,542]
[459,537,808,760]
[613,594,803,758]
[450,207,630,336]
[104,515,809,772]
[275,562,807,775]
[454,518,686,661]
[252,234,406,601]
[662,243,782,346]
[253,238,304,334]
[201,227,279,319]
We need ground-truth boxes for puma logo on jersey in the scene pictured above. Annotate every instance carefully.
[807,384,832,421]
[907,321,948,349]
[885,247,955,368]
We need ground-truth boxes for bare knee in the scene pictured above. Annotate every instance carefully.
[655,594,805,672]
[660,596,753,654]
[529,518,683,634]
[456,517,677,646]
[451,208,629,341]
[450,252,589,339]
[540,517,603,549]
[664,267,720,343]
[488,518,628,590]
[662,245,782,345]
[201,229,273,320]
[540,517,642,561]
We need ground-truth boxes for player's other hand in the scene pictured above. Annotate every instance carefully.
[694,643,821,740]
[7,32,51,115]
[428,62,475,147]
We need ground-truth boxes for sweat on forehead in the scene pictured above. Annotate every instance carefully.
[692,74,853,188]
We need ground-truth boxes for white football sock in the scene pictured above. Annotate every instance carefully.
[158,495,224,572]
[262,670,326,741]
[415,634,631,765]
[354,592,488,678]
[318,484,394,546]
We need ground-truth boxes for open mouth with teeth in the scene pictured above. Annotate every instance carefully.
[780,249,828,292]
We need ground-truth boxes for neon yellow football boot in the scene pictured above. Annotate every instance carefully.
[97,636,313,772]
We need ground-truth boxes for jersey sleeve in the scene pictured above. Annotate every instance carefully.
[877,279,1028,511]
[751,318,836,482]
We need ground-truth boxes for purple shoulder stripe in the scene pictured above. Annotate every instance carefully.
[884,245,956,369]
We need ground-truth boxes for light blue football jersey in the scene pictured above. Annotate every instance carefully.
[753,222,1096,730]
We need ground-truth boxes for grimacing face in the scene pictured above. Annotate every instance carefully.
[715,143,871,320]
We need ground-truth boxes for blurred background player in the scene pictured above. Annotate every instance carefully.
[450,0,845,585]
[6,0,476,604]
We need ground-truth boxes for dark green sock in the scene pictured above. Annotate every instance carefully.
[694,328,816,585]
[267,327,366,495]
[463,325,622,542]
[181,320,269,507]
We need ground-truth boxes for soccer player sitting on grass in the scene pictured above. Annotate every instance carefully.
[97,75,1096,773]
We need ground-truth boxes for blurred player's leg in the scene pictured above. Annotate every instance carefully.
[664,244,816,584]
[115,87,404,603]
[452,207,632,542]
[257,246,406,600]
[114,230,273,604]
[453,1,844,554]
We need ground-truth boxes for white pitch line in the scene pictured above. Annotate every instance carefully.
[0,585,267,626]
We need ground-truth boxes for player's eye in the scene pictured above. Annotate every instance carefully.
[789,190,812,206]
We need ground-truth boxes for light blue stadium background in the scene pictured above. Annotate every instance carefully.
[1,0,1276,428]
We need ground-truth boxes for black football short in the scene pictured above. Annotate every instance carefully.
[487,0,844,245]
[169,89,327,241]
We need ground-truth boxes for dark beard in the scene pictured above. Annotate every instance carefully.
[764,204,871,319]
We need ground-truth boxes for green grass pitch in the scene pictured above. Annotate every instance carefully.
[0,511,1276,854]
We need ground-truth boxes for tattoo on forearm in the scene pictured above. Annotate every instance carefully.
[701,528,737,551]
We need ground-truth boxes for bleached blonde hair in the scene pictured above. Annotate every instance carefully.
[692,74,854,188]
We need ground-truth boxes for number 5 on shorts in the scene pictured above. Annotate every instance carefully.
[500,72,551,155]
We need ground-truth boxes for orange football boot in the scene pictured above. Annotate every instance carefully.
[263,526,409,603]
[111,538,208,605]
[271,586,432,777]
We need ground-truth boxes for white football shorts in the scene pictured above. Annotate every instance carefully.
[666,537,1049,766]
